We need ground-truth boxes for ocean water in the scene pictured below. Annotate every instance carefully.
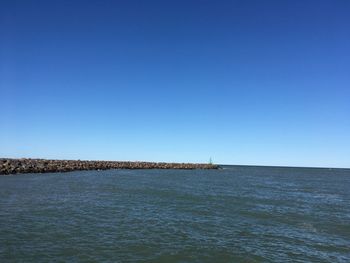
[0,166,349,262]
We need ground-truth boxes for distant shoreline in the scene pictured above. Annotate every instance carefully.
[0,158,219,175]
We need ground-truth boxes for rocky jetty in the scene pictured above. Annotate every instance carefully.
[0,158,219,175]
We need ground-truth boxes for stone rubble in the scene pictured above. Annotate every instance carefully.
[0,158,218,175]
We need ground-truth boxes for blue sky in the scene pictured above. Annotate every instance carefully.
[1,0,349,167]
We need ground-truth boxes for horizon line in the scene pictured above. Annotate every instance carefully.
[1,156,349,170]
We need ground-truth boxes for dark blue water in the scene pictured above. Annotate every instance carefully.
[0,166,349,262]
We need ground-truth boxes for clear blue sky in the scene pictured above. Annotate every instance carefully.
[1,0,349,168]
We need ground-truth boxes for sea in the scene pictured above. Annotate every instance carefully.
[0,166,349,262]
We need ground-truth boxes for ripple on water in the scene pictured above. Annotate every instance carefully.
[0,167,350,262]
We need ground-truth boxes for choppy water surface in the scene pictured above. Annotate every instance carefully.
[0,166,349,262]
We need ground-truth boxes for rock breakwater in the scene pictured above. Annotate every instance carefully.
[0,158,219,175]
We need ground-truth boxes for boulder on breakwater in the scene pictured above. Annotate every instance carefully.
[0,158,219,175]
